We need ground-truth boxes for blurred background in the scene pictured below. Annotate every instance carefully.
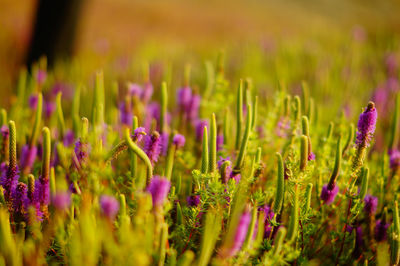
[1,0,400,108]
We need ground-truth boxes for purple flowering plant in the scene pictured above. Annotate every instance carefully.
[0,46,399,266]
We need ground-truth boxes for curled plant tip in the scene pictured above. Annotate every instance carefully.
[209,113,217,173]
[81,117,89,140]
[118,193,127,217]
[235,80,244,150]
[125,128,153,183]
[273,226,287,256]
[300,135,308,171]
[273,153,284,215]
[201,126,209,174]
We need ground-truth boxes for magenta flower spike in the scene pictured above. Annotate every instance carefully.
[147,176,171,207]
[375,219,390,242]
[187,195,200,207]
[100,195,120,220]
[356,102,377,147]
[228,210,251,257]
[320,184,339,205]
[363,195,378,215]
[132,127,146,142]
[143,131,162,165]
[51,192,71,211]
[172,134,186,148]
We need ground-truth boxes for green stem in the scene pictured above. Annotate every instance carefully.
[234,104,252,172]
[30,93,43,147]
[274,153,284,215]
[41,127,51,181]
[201,126,209,174]
[235,80,243,150]
[160,82,168,133]
[209,113,217,173]
[328,136,342,189]
[56,92,65,139]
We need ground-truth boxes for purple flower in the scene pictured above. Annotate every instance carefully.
[308,152,316,161]
[228,210,251,257]
[29,94,38,109]
[144,103,160,131]
[74,139,89,165]
[144,132,161,165]
[375,219,390,242]
[218,156,232,183]
[147,176,171,207]
[173,134,185,148]
[20,145,37,171]
[132,127,146,142]
[389,149,400,171]
[363,195,378,215]
[385,53,398,76]
[1,125,9,138]
[356,102,377,147]
[230,172,241,183]
[259,205,275,238]
[160,132,169,156]
[177,86,192,112]
[195,120,208,141]
[187,195,200,207]
[45,101,56,118]
[188,94,201,121]
[217,134,224,151]
[320,184,339,205]
[128,83,143,97]
[142,82,153,103]
[119,101,133,127]
[36,70,47,85]
[0,163,19,201]
[51,192,71,211]
[35,178,50,206]
[12,182,28,214]
[100,195,120,220]
[276,118,290,137]
[63,130,75,147]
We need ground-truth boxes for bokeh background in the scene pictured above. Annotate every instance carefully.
[1,0,400,114]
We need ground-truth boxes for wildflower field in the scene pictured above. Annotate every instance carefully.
[1,0,400,265]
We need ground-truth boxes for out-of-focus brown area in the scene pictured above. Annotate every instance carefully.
[1,0,400,105]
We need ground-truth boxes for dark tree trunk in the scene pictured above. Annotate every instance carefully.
[26,0,84,68]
